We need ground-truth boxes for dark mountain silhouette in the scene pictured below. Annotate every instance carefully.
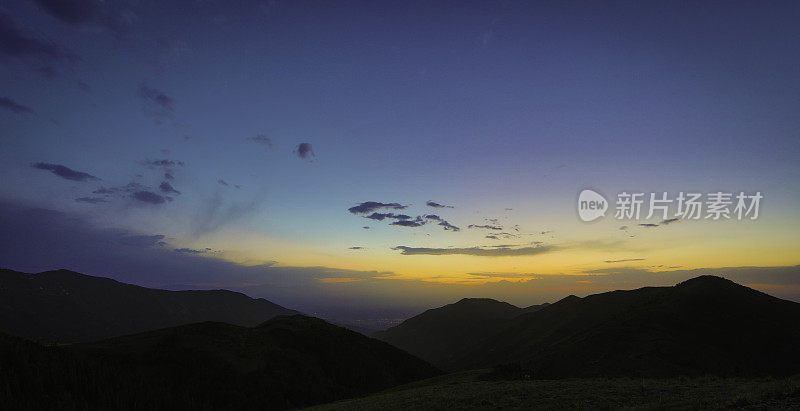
[0,268,297,342]
[373,298,548,368]
[451,276,800,377]
[1,315,440,409]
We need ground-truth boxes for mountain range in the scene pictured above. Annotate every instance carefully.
[0,268,297,342]
[376,275,800,377]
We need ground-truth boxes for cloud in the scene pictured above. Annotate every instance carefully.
[131,190,168,205]
[164,172,174,180]
[639,223,659,227]
[142,159,184,168]
[247,134,272,148]
[174,248,205,254]
[604,258,646,263]
[468,224,502,230]
[423,215,460,231]
[217,179,229,187]
[0,13,79,73]
[138,83,175,122]
[190,192,265,237]
[293,142,314,160]
[426,201,454,208]
[390,220,425,227]
[348,246,365,250]
[118,234,166,248]
[365,212,411,221]
[33,0,135,38]
[159,181,180,195]
[74,197,106,204]
[392,245,556,257]
[0,97,35,115]
[661,218,680,225]
[32,162,99,181]
[348,201,408,214]
[362,226,370,229]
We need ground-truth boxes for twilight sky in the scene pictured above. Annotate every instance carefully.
[1,0,799,319]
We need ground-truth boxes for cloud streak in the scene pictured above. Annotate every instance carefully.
[0,97,35,115]
[392,245,555,257]
[32,162,99,181]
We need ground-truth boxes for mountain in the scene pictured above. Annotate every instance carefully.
[373,298,548,368]
[1,315,441,409]
[452,276,800,376]
[0,268,297,342]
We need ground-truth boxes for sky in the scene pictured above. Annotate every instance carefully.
[1,0,799,319]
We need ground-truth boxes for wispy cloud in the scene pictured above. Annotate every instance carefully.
[604,258,646,263]
[247,134,272,148]
[32,162,99,181]
[138,83,175,123]
[426,201,454,208]
[392,245,555,257]
[0,97,35,115]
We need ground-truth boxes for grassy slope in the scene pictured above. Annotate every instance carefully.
[309,370,800,410]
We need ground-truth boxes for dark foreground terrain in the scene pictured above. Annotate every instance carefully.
[0,315,440,410]
[308,369,800,410]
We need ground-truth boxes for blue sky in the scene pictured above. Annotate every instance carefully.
[1,0,799,318]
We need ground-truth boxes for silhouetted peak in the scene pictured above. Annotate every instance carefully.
[454,297,506,306]
[675,275,739,289]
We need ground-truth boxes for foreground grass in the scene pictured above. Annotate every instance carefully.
[308,370,800,410]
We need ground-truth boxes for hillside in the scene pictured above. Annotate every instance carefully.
[451,276,800,376]
[0,268,297,342]
[1,315,440,409]
[373,298,548,368]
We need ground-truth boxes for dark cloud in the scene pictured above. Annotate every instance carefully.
[0,97,35,115]
[76,80,91,93]
[234,185,241,189]
[142,159,184,168]
[118,234,166,248]
[159,181,180,195]
[74,196,106,204]
[362,226,370,229]
[293,142,314,160]
[247,134,272,148]
[138,83,175,122]
[217,179,229,187]
[426,201,454,208]
[164,172,174,180]
[348,247,365,250]
[392,245,556,257]
[0,13,79,73]
[131,190,167,205]
[639,223,659,227]
[348,201,408,214]
[32,162,99,181]
[174,248,205,254]
[93,186,117,195]
[33,0,135,38]
[661,218,680,225]
[604,258,646,263]
[365,212,411,221]
[468,224,502,230]
[390,220,425,228]
[424,214,460,231]
[485,234,498,240]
